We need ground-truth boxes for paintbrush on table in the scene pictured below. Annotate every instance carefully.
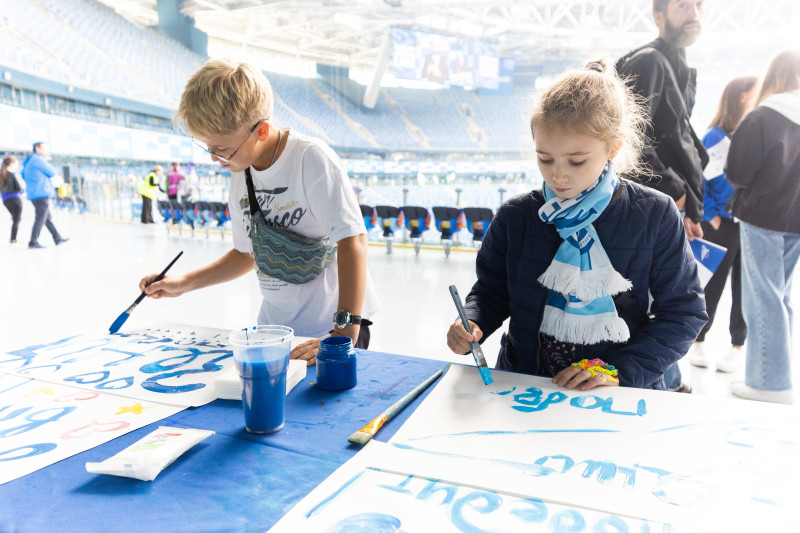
[449,284,493,385]
[348,368,444,446]
[109,251,183,334]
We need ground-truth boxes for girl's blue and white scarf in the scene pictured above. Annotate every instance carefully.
[538,163,631,344]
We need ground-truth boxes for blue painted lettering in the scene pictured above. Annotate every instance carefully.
[0,443,58,461]
[505,387,646,417]
[450,491,502,533]
[140,351,232,394]
[379,474,414,494]
[416,479,457,505]
[551,509,587,532]
[508,498,548,523]
[513,388,568,412]
[64,371,110,384]
[593,515,629,532]
[96,377,135,390]
[0,406,76,438]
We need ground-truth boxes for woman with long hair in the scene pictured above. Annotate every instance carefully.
[0,155,24,243]
[689,76,758,373]
[726,50,800,404]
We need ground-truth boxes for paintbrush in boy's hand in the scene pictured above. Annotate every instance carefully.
[347,369,444,446]
[109,251,183,334]
[449,284,493,385]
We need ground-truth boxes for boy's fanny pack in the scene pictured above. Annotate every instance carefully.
[245,168,336,284]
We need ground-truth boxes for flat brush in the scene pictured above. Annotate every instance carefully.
[347,369,444,446]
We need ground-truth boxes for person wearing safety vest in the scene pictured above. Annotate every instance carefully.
[138,165,162,224]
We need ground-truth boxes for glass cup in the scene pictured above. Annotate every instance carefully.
[228,325,294,434]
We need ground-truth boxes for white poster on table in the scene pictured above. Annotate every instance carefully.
[0,373,182,485]
[381,365,800,532]
[0,325,235,407]
[269,441,687,532]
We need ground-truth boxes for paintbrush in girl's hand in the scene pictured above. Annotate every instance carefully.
[449,284,493,385]
[109,251,183,334]
[347,368,444,446]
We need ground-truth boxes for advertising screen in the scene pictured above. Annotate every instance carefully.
[390,27,502,89]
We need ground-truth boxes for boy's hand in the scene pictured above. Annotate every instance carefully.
[553,365,619,391]
[291,338,321,366]
[447,319,483,355]
[139,274,186,299]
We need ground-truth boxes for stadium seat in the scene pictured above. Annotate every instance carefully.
[374,205,399,254]
[156,200,171,232]
[462,207,494,251]
[195,201,214,238]
[400,206,430,255]
[359,204,376,232]
[182,200,199,236]
[212,202,230,240]
[432,206,461,257]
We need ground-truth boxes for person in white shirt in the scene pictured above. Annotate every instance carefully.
[138,59,379,365]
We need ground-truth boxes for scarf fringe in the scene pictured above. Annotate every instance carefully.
[540,310,631,345]
[537,262,633,301]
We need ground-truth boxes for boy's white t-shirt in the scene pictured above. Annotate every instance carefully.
[229,130,379,338]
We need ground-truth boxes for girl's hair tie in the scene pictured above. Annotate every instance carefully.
[586,62,604,73]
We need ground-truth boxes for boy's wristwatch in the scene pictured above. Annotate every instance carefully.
[333,309,363,330]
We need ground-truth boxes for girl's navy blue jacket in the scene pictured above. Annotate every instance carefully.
[464,179,707,390]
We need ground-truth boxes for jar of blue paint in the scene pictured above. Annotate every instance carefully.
[316,336,357,391]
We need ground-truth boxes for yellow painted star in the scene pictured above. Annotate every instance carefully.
[115,402,154,415]
[25,385,55,397]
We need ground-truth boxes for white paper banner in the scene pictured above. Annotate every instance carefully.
[0,325,235,407]
[0,374,182,485]
[383,365,800,531]
[270,441,689,532]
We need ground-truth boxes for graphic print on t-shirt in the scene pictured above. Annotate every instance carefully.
[239,185,308,234]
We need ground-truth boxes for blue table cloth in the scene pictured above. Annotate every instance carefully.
[0,350,448,533]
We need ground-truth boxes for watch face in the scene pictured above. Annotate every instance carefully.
[334,310,350,329]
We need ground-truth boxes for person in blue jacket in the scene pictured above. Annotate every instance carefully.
[21,142,68,249]
[689,76,758,373]
[446,59,707,391]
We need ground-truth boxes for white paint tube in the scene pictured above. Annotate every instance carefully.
[85,426,214,481]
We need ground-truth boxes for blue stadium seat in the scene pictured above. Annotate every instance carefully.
[400,205,430,255]
[432,206,461,257]
[374,205,399,254]
[462,207,494,251]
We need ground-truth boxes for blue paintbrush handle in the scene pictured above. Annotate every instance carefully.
[449,285,493,385]
[133,250,184,305]
[449,285,473,334]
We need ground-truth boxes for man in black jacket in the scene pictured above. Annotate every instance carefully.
[616,0,709,242]
[616,0,708,393]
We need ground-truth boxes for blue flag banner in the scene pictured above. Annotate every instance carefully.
[690,238,727,288]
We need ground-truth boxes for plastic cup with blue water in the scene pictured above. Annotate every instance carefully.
[228,325,294,434]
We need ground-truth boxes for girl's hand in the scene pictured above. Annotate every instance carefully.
[553,365,619,391]
[447,319,483,355]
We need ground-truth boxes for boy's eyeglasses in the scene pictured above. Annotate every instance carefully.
[192,121,261,163]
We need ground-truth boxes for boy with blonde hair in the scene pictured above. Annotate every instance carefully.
[138,59,379,364]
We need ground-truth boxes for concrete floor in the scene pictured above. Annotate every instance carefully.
[1,205,798,405]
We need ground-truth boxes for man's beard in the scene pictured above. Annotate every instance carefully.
[664,18,701,47]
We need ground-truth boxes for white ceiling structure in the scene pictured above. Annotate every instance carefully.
[103,0,800,71]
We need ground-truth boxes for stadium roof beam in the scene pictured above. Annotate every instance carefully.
[100,0,800,69]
